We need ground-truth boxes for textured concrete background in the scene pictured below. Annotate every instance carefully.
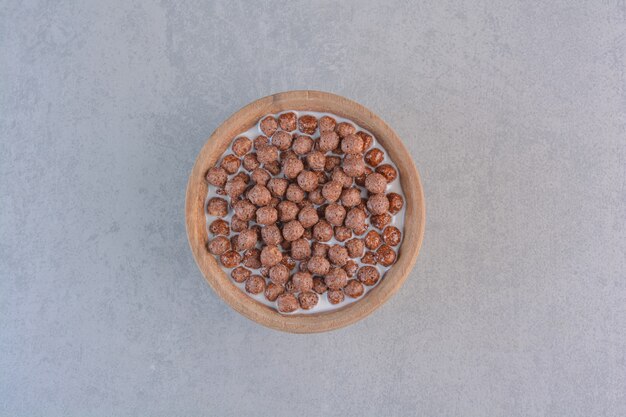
[1,1,625,416]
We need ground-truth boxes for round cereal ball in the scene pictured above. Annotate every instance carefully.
[243,248,262,269]
[335,122,356,138]
[283,220,304,242]
[307,256,330,275]
[318,131,340,152]
[245,275,265,294]
[319,115,336,132]
[344,279,364,298]
[298,115,318,135]
[341,188,362,207]
[221,154,241,174]
[308,188,325,205]
[325,204,347,226]
[325,267,348,290]
[290,238,311,260]
[313,220,334,242]
[231,215,248,233]
[293,135,314,155]
[365,148,384,167]
[345,208,367,231]
[312,242,329,257]
[356,131,373,150]
[242,153,260,172]
[233,200,256,221]
[325,155,341,171]
[365,172,387,194]
[322,180,342,202]
[276,293,299,313]
[281,254,296,270]
[269,263,289,286]
[209,219,229,235]
[220,250,242,268]
[383,226,401,246]
[362,251,378,265]
[298,291,319,310]
[254,135,269,150]
[285,183,305,203]
[208,236,231,255]
[256,144,279,165]
[278,112,297,131]
[247,184,272,206]
[376,244,397,267]
[236,229,257,251]
[231,266,251,283]
[387,193,404,214]
[207,197,228,217]
[265,161,281,175]
[256,206,278,225]
[327,289,345,304]
[328,244,349,267]
[260,245,282,267]
[371,213,392,230]
[292,271,313,292]
[298,206,319,229]
[314,170,328,185]
[364,230,382,250]
[283,157,304,179]
[271,130,292,151]
[261,224,283,245]
[306,150,326,171]
[341,134,364,154]
[375,164,398,183]
[358,266,380,286]
[367,193,390,215]
[205,167,228,187]
[297,170,318,192]
[344,260,358,277]
[260,116,278,137]
[234,171,251,183]
[267,178,288,197]
[312,276,328,294]
[334,226,352,242]
[332,168,353,188]
[250,168,271,186]
[277,200,300,222]
[232,136,252,156]
[342,154,366,177]
[264,282,284,302]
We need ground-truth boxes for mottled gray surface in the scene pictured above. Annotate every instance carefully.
[1,1,625,416]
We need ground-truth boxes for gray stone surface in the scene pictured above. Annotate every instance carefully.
[1,1,625,416]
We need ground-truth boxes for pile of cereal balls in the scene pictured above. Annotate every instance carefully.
[205,112,404,313]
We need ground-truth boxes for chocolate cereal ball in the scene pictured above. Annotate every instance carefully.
[344,260,358,277]
[283,157,304,179]
[293,135,314,155]
[236,229,257,251]
[206,167,228,187]
[375,164,398,183]
[313,220,334,242]
[365,148,384,167]
[207,197,228,217]
[298,291,319,310]
[298,206,319,228]
[335,122,356,138]
[234,171,250,184]
[383,226,402,246]
[344,280,364,298]
[260,116,278,137]
[327,289,345,305]
[230,215,248,233]
[292,271,313,292]
[312,242,329,257]
[254,135,269,150]
[320,180,341,203]
[283,220,304,241]
[221,154,241,174]
[260,245,282,267]
[358,266,380,286]
[364,230,382,250]
[356,131,373,150]
[341,188,361,207]
[261,224,283,245]
[341,134,364,154]
[345,208,366,232]
[298,115,318,135]
[277,200,299,222]
[208,236,231,255]
[264,282,285,302]
[328,245,349,267]
[306,150,326,171]
[256,206,278,225]
[267,178,289,197]
[250,168,271,186]
[342,154,366,177]
[265,161,281,175]
[362,251,377,265]
[367,193,390,215]
[247,185,272,206]
[376,244,397,266]
[307,256,330,275]
[290,238,311,260]
[319,115,336,132]
[231,266,251,283]
[365,172,387,194]
[387,193,404,214]
[233,200,256,221]
[334,226,352,242]
[276,293,299,313]
[325,267,348,290]
[318,131,340,152]
[297,170,318,192]
[271,130,292,150]
[243,249,262,269]
[209,219,229,236]
[312,276,328,294]
[371,213,392,230]
[245,275,265,294]
[285,183,305,203]
[232,136,252,156]
[325,204,347,226]
[220,250,242,268]
[269,263,289,286]
[306,188,323,206]
[257,144,279,165]
[242,153,260,171]
[278,112,297,131]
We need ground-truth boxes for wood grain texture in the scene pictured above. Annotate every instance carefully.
[185,91,425,333]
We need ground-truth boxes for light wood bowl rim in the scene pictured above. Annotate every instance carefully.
[185,90,425,333]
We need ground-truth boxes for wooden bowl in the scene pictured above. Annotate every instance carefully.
[186,90,425,333]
